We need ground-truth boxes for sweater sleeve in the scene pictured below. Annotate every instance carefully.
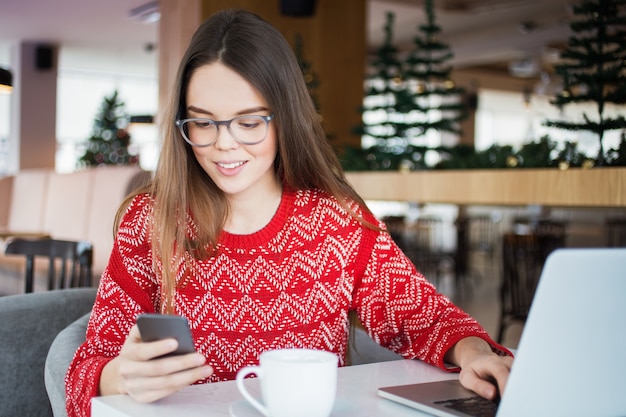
[352,226,510,370]
[65,195,160,417]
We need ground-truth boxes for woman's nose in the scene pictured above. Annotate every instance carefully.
[213,125,239,150]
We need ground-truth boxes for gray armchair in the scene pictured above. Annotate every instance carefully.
[45,312,92,417]
[0,288,96,417]
[349,326,403,365]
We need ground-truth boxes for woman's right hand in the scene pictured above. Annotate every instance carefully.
[99,324,214,403]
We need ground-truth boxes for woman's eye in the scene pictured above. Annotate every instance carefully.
[237,119,260,129]
[194,120,214,129]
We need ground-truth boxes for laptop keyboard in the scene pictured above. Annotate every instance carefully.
[435,396,499,417]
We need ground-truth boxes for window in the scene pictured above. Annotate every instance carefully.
[56,69,158,172]
[475,88,622,158]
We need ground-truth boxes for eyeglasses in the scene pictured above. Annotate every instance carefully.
[176,114,274,147]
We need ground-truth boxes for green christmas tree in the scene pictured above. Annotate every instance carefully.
[349,12,429,170]
[78,91,138,167]
[351,12,411,170]
[606,131,626,165]
[403,0,467,138]
[294,33,320,112]
[543,0,626,165]
[347,4,467,171]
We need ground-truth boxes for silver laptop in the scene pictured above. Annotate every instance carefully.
[378,248,626,417]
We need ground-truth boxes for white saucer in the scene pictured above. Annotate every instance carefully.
[229,398,351,417]
[229,399,260,417]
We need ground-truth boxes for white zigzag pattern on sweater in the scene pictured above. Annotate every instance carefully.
[66,189,499,417]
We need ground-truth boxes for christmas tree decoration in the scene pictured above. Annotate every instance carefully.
[515,136,558,168]
[349,1,468,172]
[78,91,139,167]
[353,12,406,151]
[347,11,421,171]
[294,33,320,112]
[338,1,626,172]
[543,0,626,165]
[606,131,626,166]
[556,141,588,168]
[403,0,466,138]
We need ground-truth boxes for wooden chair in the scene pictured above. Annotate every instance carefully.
[606,218,626,247]
[455,214,500,282]
[405,216,454,287]
[497,232,543,344]
[4,238,93,293]
[497,224,566,344]
[534,219,567,259]
[381,215,408,252]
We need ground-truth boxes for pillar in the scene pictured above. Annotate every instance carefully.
[158,0,202,123]
[9,42,58,171]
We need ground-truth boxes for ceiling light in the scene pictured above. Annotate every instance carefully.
[518,21,537,34]
[508,59,539,78]
[129,1,160,24]
[129,115,154,125]
[0,67,13,94]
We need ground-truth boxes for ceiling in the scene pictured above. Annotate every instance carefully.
[0,0,578,80]
[368,0,577,78]
[0,0,159,77]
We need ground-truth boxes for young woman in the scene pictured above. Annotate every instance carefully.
[66,9,512,417]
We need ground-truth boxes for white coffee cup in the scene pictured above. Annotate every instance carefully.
[235,348,338,417]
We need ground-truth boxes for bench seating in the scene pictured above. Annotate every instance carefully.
[0,166,150,295]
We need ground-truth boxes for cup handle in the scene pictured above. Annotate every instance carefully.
[235,365,269,417]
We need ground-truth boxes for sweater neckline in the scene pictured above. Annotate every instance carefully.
[218,186,296,248]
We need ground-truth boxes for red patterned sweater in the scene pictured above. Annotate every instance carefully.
[66,188,507,417]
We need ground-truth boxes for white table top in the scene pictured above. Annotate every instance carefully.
[91,359,458,417]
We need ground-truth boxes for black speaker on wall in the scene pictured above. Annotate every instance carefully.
[280,0,317,17]
[35,45,54,70]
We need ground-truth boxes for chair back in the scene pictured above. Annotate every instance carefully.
[0,288,96,417]
[405,216,451,286]
[455,214,501,280]
[606,218,626,247]
[500,233,543,318]
[534,219,567,259]
[381,215,408,251]
[45,313,91,417]
[498,225,566,344]
[4,238,93,293]
[406,216,446,258]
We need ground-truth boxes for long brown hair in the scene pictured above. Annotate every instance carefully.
[116,9,374,312]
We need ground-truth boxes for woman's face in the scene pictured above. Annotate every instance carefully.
[183,62,278,199]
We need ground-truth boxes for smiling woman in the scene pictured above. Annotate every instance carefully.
[64,9,513,417]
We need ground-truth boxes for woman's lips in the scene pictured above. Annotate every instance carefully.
[215,160,247,175]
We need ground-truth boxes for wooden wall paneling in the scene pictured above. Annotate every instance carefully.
[345,168,626,208]
[188,0,366,149]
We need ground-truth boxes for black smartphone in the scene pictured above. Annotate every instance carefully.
[136,314,196,357]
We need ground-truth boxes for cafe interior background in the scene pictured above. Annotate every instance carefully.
[1,0,625,348]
